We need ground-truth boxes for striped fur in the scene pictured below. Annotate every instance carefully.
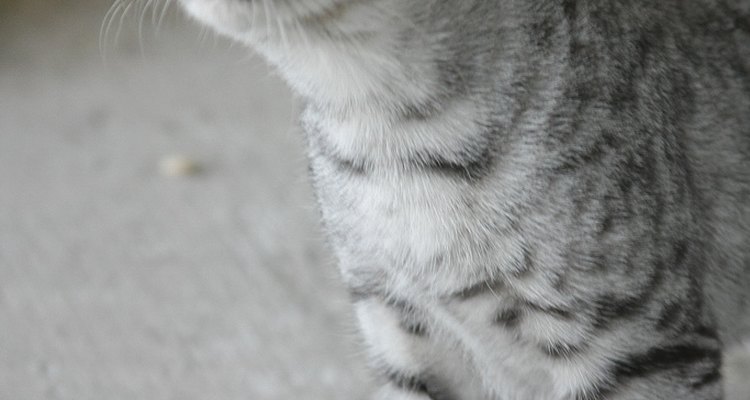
[180,0,750,398]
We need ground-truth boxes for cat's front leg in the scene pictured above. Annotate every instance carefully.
[354,296,437,400]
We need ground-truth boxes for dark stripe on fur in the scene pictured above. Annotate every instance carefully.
[495,308,522,328]
[331,155,367,175]
[314,135,494,181]
[385,369,429,393]
[304,120,369,175]
[581,340,722,399]
[400,318,428,337]
[451,278,505,300]
[592,294,647,328]
[348,289,428,335]
[510,247,536,278]
[692,369,721,389]
[382,369,456,400]
[656,301,685,331]
[592,266,666,329]
[400,101,443,122]
[493,301,574,330]
[347,283,381,302]
[522,300,574,320]
[613,344,721,380]
[541,341,586,359]
[411,146,494,182]
[385,298,429,337]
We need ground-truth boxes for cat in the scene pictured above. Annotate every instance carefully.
[178,0,750,398]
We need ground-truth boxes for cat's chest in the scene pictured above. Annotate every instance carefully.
[316,164,503,295]
[302,110,529,297]
[303,112,602,399]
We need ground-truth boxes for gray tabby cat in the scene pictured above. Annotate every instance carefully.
[179,0,750,398]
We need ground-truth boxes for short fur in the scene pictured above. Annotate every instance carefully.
[179,0,750,398]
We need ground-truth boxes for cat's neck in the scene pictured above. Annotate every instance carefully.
[183,0,527,119]
[248,8,444,118]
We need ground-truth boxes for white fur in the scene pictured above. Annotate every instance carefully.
[182,0,441,108]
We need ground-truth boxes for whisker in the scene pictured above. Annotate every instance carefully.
[100,0,124,61]
[293,18,311,49]
[283,0,314,47]
[113,1,136,51]
[197,25,209,45]
[246,0,262,44]
[274,1,292,48]
[150,0,161,26]
[156,0,173,36]
[262,0,273,42]
[138,0,153,56]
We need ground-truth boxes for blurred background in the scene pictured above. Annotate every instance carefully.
[0,1,748,400]
[0,0,370,399]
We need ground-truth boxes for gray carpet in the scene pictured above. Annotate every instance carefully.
[0,1,747,399]
[0,1,369,399]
